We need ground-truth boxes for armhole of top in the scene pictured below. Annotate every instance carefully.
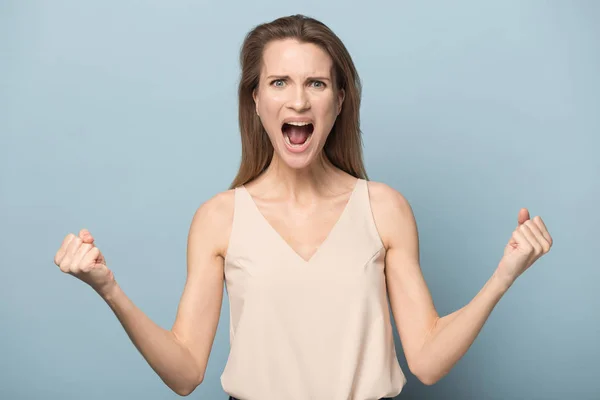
[223,187,240,266]
[363,180,386,252]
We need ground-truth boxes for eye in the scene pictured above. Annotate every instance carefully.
[310,80,326,89]
[271,79,285,87]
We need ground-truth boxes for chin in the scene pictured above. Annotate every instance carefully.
[276,147,319,170]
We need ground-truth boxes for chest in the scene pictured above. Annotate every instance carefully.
[252,195,351,262]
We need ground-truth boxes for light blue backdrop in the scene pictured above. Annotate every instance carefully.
[2,1,598,399]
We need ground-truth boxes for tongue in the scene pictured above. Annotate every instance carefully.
[286,126,310,145]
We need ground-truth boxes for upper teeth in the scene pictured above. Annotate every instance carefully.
[287,121,311,126]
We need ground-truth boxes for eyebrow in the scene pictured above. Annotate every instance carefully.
[266,75,332,82]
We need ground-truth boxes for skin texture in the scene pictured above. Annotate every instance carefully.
[53,38,553,395]
[253,39,344,172]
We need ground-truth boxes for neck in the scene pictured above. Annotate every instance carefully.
[260,151,342,200]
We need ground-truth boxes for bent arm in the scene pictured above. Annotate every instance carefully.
[100,192,232,396]
[371,183,509,385]
[102,282,210,396]
[412,272,509,385]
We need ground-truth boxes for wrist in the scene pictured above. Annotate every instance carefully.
[95,280,120,302]
[491,267,515,294]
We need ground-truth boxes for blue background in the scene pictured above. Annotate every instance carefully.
[2,1,599,399]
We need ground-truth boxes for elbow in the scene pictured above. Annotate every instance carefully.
[412,367,440,386]
[173,386,194,397]
[171,372,204,397]
[409,358,441,386]
[173,387,195,397]
[172,378,202,397]
[415,372,439,386]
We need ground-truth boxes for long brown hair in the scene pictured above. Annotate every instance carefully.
[229,14,367,189]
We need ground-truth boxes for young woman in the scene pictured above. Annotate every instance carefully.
[53,14,553,400]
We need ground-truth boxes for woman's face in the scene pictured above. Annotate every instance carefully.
[254,39,345,170]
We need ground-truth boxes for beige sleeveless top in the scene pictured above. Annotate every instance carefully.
[221,179,406,400]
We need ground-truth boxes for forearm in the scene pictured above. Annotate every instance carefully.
[100,283,201,396]
[416,271,512,385]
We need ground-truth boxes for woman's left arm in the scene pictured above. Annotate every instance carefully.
[369,183,552,386]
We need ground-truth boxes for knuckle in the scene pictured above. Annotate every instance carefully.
[59,260,71,272]
[542,243,550,253]
[59,257,70,269]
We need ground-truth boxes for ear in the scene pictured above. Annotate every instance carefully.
[337,88,345,115]
[253,88,260,116]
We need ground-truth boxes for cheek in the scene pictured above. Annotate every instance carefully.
[258,93,283,117]
[315,98,340,123]
[257,97,284,138]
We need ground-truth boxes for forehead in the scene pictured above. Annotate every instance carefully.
[261,39,333,77]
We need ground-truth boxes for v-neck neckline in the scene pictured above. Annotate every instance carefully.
[241,179,362,265]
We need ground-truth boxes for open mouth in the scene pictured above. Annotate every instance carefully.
[282,122,314,148]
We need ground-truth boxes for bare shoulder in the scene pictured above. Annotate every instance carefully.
[188,189,236,260]
[366,180,415,221]
[366,180,418,251]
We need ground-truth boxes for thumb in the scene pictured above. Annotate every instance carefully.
[507,208,530,247]
[79,228,95,245]
[517,208,530,227]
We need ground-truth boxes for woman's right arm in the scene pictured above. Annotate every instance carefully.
[55,191,234,396]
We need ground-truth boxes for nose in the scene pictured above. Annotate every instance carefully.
[287,86,310,112]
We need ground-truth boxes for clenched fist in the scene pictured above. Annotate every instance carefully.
[54,229,116,297]
[496,208,553,286]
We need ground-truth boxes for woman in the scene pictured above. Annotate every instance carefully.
[53,14,553,400]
